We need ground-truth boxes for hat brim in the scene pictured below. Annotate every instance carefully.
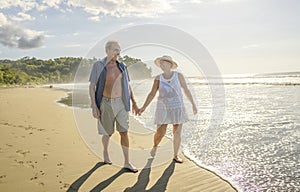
[154,57,178,69]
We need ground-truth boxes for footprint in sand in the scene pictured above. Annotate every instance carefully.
[6,144,13,147]
[25,125,33,130]
[14,159,24,165]
[56,163,65,182]
[16,149,30,157]
[43,153,48,159]
[30,170,47,185]
[3,122,9,126]
[39,170,45,176]
[26,161,35,169]
[0,175,7,184]
[57,163,64,173]
[55,163,69,190]
[30,176,38,181]
[60,182,70,190]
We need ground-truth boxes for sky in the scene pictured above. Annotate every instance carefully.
[0,0,299,75]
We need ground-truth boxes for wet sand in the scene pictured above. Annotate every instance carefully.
[0,87,238,191]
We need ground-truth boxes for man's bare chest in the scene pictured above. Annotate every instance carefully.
[106,66,122,81]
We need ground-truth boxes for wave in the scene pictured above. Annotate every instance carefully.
[188,82,300,86]
[187,73,300,86]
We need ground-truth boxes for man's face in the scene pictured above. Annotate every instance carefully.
[107,43,121,62]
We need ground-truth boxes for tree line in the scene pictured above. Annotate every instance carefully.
[0,55,152,86]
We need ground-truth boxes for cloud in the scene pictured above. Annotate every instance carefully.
[0,0,63,13]
[64,43,82,48]
[67,0,174,18]
[11,12,36,21]
[0,0,38,12]
[88,16,101,22]
[42,0,63,9]
[0,12,8,25]
[0,0,173,50]
[1,0,174,19]
[189,0,242,3]
[242,44,261,49]
[0,13,44,49]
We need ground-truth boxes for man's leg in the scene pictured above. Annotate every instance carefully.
[119,131,138,172]
[102,135,112,164]
[173,124,183,163]
[151,124,168,157]
[115,100,137,172]
[99,98,114,164]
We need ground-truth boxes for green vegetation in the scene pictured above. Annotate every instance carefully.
[120,55,152,80]
[0,55,152,86]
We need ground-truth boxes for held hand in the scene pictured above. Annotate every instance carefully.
[138,106,146,116]
[132,103,139,115]
[92,106,101,119]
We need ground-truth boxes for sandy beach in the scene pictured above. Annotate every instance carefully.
[0,87,238,191]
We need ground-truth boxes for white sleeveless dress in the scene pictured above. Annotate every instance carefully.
[155,72,188,124]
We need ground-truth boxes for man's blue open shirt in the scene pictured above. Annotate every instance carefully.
[89,57,131,112]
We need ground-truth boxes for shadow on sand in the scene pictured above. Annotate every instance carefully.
[124,158,175,192]
[67,159,175,192]
[67,162,106,192]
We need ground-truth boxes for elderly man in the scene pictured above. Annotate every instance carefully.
[89,40,138,172]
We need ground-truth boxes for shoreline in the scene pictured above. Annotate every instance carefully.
[0,87,238,191]
[55,87,240,191]
[130,114,241,191]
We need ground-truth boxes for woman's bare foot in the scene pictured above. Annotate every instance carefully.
[173,156,183,163]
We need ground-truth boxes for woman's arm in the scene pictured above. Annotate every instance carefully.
[178,73,197,114]
[139,77,159,115]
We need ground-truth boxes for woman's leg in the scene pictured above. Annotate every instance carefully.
[173,124,183,163]
[151,124,167,157]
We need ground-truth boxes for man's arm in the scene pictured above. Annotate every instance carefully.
[129,85,139,115]
[89,82,100,119]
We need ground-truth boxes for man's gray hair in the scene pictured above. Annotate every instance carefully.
[105,40,119,51]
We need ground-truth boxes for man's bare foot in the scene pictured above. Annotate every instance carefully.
[104,160,112,165]
[150,147,157,157]
[103,152,112,164]
[173,156,183,163]
[124,163,138,173]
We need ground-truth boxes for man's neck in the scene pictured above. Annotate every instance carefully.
[106,59,118,66]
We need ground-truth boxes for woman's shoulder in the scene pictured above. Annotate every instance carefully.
[176,72,185,79]
[154,75,161,81]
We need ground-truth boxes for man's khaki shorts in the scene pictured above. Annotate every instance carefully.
[98,97,129,135]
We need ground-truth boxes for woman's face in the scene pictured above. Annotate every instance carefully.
[160,60,172,71]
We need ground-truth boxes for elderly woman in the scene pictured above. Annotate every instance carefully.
[139,55,197,163]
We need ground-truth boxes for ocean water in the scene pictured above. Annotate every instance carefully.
[57,72,300,192]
